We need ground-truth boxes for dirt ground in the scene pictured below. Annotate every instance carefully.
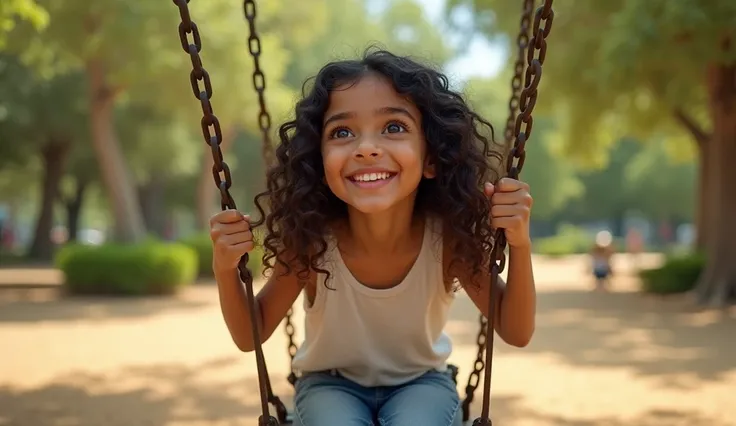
[1,254,735,426]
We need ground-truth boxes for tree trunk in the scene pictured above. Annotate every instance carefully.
[694,141,712,251]
[195,126,238,229]
[672,108,711,251]
[87,60,146,243]
[138,178,167,238]
[27,138,71,261]
[695,62,736,306]
[63,176,90,242]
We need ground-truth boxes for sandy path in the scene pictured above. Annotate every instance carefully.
[1,254,734,426]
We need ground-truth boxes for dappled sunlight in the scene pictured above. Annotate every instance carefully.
[2,264,735,425]
[0,359,281,426]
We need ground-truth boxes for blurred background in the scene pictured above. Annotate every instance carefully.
[1,0,734,425]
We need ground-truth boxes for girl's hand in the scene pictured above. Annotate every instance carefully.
[209,210,254,271]
[485,178,533,249]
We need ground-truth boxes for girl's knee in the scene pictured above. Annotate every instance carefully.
[378,370,461,426]
[294,371,373,426]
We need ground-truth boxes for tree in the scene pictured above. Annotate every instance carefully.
[0,54,87,260]
[451,0,736,305]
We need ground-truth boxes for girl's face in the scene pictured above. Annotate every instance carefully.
[321,73,435,214]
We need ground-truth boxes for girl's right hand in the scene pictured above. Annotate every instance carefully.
[209,210,254,271]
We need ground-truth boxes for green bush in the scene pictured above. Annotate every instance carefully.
[639,253,705,295]
[55,242,198,296]
[180,233,264,279]
[533,224,593,257]
[0,250,27,266]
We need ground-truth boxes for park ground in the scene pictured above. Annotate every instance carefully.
[1,254,735,426]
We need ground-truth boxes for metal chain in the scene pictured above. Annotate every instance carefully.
[241,2,288,424]
[171,1,278,425]
[242,1,299,391]
[462,0,536,422]
[243,0,298,400]
[461,314,488,422]
[285,307,299,386]
[244,0,275,166]
[504,0,535,147]
[472,1,554,425]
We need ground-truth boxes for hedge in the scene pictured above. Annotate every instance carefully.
[533,224,595,257]
[180,233,265,279]
[55,242,198,296]
[639,253,705,295]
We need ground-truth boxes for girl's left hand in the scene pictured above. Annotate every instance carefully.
[485,178,533,249]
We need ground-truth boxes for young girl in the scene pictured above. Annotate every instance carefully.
[209,49,536,426]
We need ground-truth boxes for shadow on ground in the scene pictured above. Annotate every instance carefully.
[0,362,728,426]
[476,395,732,426]
[0,357,279,426]
[450,285,736,386]
[0,290,210,323]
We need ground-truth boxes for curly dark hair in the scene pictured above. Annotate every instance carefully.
[253,48,503,287]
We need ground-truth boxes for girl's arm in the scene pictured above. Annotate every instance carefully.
[215,257,314,352]
[448,243,536,348]
[444,177,537,347]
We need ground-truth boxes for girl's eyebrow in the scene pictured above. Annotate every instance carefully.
[375,106,417,123]
[323,111,355,128]
[323,106,416,128]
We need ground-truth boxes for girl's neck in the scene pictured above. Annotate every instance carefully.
[344,204,422,255]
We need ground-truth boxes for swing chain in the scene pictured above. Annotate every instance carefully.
[472,1,554,424]
[461,315,488,421]
[462,0,538,421]
[496,0,554,278]
[244,0,275,166]
[172,1,279,425]
[285,307,299,385]
[172,0,235,211]
[243,0,298,392]
[504,0,535,146]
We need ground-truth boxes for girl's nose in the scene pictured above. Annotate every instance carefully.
[353,137,382,159]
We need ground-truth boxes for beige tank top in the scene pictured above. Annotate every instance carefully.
[291,216,455,387]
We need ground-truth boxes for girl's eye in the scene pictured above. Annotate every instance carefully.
[384,122,407,134]
[331,128,353,139]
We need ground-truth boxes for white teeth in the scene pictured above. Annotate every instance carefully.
[354,172,392,182]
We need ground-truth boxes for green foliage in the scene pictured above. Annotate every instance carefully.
[282,0,453,89]
[180,233,265,280]
[639,253,705,294]
[0,0,48,48]
[450,0,732,162]
[533,224,592,256]
[557,138,695,223]
[55,241,198,296]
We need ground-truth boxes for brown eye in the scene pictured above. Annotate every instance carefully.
[384,122,407,134]
[331,128,353,139]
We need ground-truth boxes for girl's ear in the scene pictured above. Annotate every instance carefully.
[423,156,436,179]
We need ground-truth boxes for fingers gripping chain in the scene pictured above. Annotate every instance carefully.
[465,1,554,424]
[172,1,281,425]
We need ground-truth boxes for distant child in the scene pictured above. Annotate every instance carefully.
[590,230,614,291]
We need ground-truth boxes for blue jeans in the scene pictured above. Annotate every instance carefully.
[293,369,463,426]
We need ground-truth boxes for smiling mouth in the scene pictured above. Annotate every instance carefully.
[347,171,398,188]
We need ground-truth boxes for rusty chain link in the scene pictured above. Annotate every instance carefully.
[244,0,275,166]
[285,307,300,386]
[470,1,554,425]
[244,0,299,412]
[461,314,488,421]
[504,0,535,147]
[171,1,279,425]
